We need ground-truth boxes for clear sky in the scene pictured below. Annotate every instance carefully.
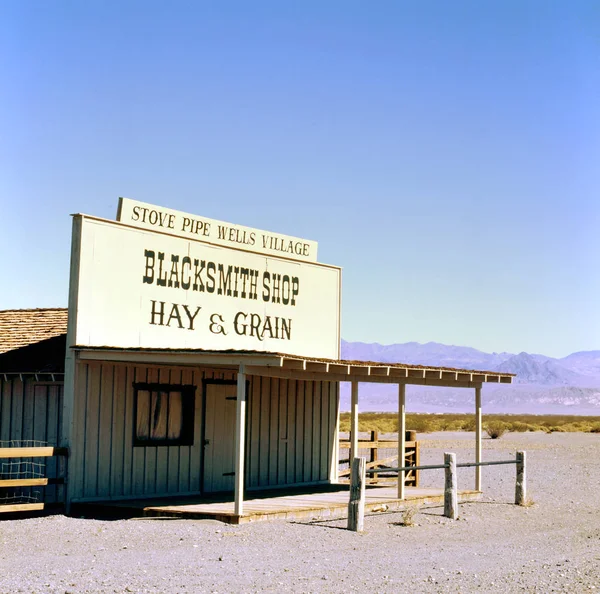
[1,1,598,358]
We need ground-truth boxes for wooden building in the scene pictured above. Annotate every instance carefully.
[0,200,514,519]
[0,309,67,507]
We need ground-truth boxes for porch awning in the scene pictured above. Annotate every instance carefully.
[73,346,514,388]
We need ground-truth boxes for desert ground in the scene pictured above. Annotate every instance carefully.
[0,431,598,593]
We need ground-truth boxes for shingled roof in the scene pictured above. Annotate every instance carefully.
[0,308,68,354]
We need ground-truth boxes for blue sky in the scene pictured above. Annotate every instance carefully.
[1,1,598,358]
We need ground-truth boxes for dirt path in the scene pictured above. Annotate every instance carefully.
[0,432,598,593]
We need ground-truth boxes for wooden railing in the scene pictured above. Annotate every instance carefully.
[339,430,420,487]
[0,446,68,513]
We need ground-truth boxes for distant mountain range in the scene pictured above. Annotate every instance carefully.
[339,340,600,414]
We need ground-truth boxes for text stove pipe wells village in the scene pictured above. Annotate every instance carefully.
[70,198,341,360]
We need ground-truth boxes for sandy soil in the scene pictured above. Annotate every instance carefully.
[0,431,598,593]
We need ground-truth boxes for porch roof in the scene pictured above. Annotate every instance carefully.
[73,346,514,388]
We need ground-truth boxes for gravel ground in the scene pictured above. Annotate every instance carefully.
[0,431,598,593]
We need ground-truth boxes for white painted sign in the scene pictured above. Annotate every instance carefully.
[71,216,340,359]
[117,197,318,263]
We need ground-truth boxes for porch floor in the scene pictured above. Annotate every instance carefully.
[73,483,481,524]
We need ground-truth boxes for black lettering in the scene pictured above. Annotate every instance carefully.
[149,300,165,325]
[209,313,227,335]
[249,313,263,340]
[281,318,291,340]
[281,275,290,305]
[156,252,167,287]
[181,256,191,290]
[218,264,232,296]
[233,311,247,335]
[249,269,258,300]
[206,262,216,293]
[193,259,205,292]
[182,305,201,330]
[132,206,140,221]
[291,277,299,306]
[262,271,270,302]
[166,304,183,328]
[143,250,155,284]
[168,255,180,288]
[261,316,274,339]
[271,273,281,304]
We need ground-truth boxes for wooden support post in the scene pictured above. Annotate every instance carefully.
[475,385,482,492]
[398,384,406,500]
[370,430,378,483]
[350,382,359,464]
[347,456,366,532]
[234,364,247,517]
[515,450,526,505]
[444,452,458,519]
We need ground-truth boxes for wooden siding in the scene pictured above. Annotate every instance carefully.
[0,377,63,503]
[69,361,339,502]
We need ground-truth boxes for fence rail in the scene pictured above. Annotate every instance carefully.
[339,430,420,486]
[0,446,68,514]
[348,450,528,532]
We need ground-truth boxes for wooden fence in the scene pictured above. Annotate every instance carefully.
[0,446,68,514]
[339,430,419,487]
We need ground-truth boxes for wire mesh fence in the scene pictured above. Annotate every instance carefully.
[0,440,48,506]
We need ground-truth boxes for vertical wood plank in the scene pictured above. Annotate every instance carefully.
[166,368,181,494]
[10,378,24,443]
[154,367,169,495]
[45,385,59,502]
[320,381,329,482]
[110,364,126,498]
[269,378,279,486]
[328,381,340,483]
[303,381,313,482]
[249,375,261,488]
[131,366,147,496]
[21,379,34,441]
[259,377,270,487]
[96,364,114,498]
[122,365,134,497]
[84,363,101,498]
[71,363,88,500]
[0,379,12,442]
[295,380,305,483]
[286,379,296,484]
[311,381,320,481]
[277,379,287,485]
[143,366,159,495]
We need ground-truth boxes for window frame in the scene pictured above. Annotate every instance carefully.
[132,382,196,447]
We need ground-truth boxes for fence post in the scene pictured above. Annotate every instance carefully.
[347,456,366,532]
[371,430,378,483]
[515,450,526,505]
[444,452,457,519]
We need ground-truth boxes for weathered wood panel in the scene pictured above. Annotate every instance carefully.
[0,378,63,504]
[68,361,340,502]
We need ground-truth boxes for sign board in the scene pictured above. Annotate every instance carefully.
[70,216,340,359]
[117,197,318,263]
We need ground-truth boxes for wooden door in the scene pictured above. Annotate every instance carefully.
[203,382,237,493]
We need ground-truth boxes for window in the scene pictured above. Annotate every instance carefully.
[133,383,196,446]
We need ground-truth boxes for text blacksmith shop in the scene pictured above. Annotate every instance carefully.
[0,198,513,521]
